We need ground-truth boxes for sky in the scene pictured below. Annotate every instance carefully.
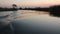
[0,0,60,7]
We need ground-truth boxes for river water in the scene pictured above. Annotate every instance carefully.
[0,10,60,34]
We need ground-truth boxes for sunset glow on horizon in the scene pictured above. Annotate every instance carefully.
[0,0,60,7]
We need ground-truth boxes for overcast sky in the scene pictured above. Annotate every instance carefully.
[0,0,60,7]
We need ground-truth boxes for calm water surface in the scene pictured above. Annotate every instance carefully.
[0,10,60,34]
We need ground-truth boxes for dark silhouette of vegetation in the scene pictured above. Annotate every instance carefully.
[19,7,22,9]
[12,4,18,10]
[49,5,60,17]
[19,5,60,17]
[1,4,60,17]
[0,4,18,11]
[19,7,49,11]
[12,4,17,8]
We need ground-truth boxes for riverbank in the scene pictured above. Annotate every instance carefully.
[0,8,18,11]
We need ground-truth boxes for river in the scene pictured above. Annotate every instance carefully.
[0,10,60,34]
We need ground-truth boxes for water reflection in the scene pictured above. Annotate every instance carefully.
[0,10,60,34]
[0,10,60,22]
[11,10,60,34]
[0,11,17,28]
[0,10,60,25]
[15,10,50,19]
[49,12,60,17]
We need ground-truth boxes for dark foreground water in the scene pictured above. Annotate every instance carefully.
[0,10,60,34]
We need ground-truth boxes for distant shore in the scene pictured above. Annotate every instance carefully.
[0,5,60,12]
[0,8,18,11]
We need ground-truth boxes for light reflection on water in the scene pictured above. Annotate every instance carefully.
[15,10,49,19]
[12,10,60,34]
[0,10,60,33]
[0,10,59,25]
